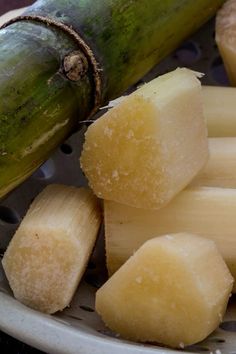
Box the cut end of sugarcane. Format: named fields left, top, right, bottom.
left=216, top=0, right=236, bottom=85
left=105, top=70, right=204, bottom=109
left=80, top=68, right=208, bottom=210
left=2, top=184, right=101, bottom=314
left=96, top=233, right=233, bottom=348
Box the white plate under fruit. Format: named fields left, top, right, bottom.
left=0, top=7, right=235, bottom=354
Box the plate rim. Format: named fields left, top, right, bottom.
left=0, top=291, right=191, bottom=354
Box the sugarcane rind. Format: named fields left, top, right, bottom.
left=0, top=14, right=102, bottom=117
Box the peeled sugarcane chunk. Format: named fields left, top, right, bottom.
left=96, top=233, right=233, bottom=348
left=80, top=68, right=208, bottom=210
left=216, top=0, right=236, bottom=85
left=192, top=138, right=236, bottom=188
left=203, top=86, right=236, bottom=137
left=104, top=187, right=236, bottom=293
left=2, top=184, right=101, bottom=314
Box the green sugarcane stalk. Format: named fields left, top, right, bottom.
left=0, top=0, right=225, bottom=198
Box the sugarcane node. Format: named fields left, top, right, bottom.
left=0, top=15, right=102, bottom=117
left=63, top=51, right=88, bottom=82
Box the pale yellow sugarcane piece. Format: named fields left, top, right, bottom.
left=104, top=187, right=236, bottom=292
left=203, top=86, right=236, bottom=137
left=96, top=233, right=233, bottom=348
left=2, top=184, right=101, bottom=314
left=192, top=137, right=236, bottom=187
left=80, top=68, right=208, bottom=210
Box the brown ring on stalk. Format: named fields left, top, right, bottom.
left=0, top=15, right=102, bottom=118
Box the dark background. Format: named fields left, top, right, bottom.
left=0, top=3, right=44, bottom=354
left=0, top=0, right=34, bottom=16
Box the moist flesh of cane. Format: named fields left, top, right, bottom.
left=96, top=233, right=233, bottom=348
left=80, top=68, right=208, bottom=210
left=2, top=184, right=101, bottom=314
